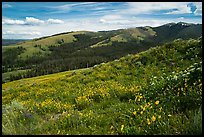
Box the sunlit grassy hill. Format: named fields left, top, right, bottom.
left=2, top=31, right=88, bottom=59
left=2, top=37, right=202, bottom=135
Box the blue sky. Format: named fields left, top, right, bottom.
left=2, top=2, right=202, bottom=39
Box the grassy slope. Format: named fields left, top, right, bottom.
left=2, top=38, right=202, bottom=135
left=90, top=27, right=156, bottom=48
left=2, top=31, right=87, bottom=59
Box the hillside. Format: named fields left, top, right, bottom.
left=2, top=22, right=202, bottom=83
left=2, top=37, right=202, bottom=135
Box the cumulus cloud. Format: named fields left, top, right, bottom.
left=47, top=18, right=64, bottom=24
left=2, top=18, right=25, bottom=25
left=2, top=17, right=64, bottom=25
left=2, top=17, right=44, bottom=25
left=25, top=17, right=45, bottom=25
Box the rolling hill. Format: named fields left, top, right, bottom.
left=2, top=37, right=202, bottom=135
left=2, top=22, right=202, bottom=83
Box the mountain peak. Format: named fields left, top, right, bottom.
left=162, top=22, right=194, bottom=28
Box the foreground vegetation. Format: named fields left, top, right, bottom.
left=2, top=37, right=202, bottom=135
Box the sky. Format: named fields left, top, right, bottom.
left=2, top=2, right=202, bottom=39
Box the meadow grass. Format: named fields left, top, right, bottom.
left=2, top=37, right=202, bottom=135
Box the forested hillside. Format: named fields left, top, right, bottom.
left=2, top=22, right=202, bottom=83
left=2, top=37, right=202, bottom=135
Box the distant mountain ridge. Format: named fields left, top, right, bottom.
left=2, top=39, right=29, bottom=46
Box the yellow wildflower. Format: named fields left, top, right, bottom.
left=133, top=111, right=136, bottom=116
left=140, top=111, right=143, bottom=115
left=147, top=118, right=151, bottom=125
left=168, top=114, right=172, bottom=117
left=158, top=115, right=161, bottom=119
left=183, top=92, right=186, bottom=95
left=152, top=115, right=156, bottom=122
left=155, top=100, right=159, bottom=105
left=159, top=107, right=162, bottom=112
left=121, top=125, right=124, bottom=132
left=79, top=112, right=83, bottom=116
left=110, top=125, right=114, bottom=130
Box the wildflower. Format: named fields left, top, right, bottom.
left=158, top=115, right=161, bottom=119
left=110, top=125, right=114, bottom=130
left=147, top=118, right=151, bottom=125
left=133, top=111, right=136, bottom=116
left=140, top=111, right=143, bottom=115
left=155, top=100, right=159, bottom=105
left=152, top=115, right=156, bottom=122
left=121, top=124, right=124, bottom=132
left=198, top=79, right=201, bottom=83
left=183, top=92, right=186, bottom=95
left=79, top=112, right=83, bottom=116
left=168, top=114, right=172, bottom=117
left=159, top=107, right=162, bottom=112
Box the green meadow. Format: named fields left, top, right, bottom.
left=2, top=37, right=202, bottom=135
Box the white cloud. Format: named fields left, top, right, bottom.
left=120, top=2, right=192, bottom=15
left=2, top=18, right=25, bottom=25
left=3, top=30, right=41, bottom=35
left=165, top=4, right=192, bottom=14
left=193, top=2, right=202, bottom=16
left=2, top=17, right=44, bottom=25
left=3, top=30, right=15, bottom=35
left=2, top=17, right=65, bottom=25
left=2, top=4, right=12, bottom=8
left=47, top=18, right=64, bottom=24
left=25, top=17, right=45, bottom=25
left=99, top=14, right=124, bottom=24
